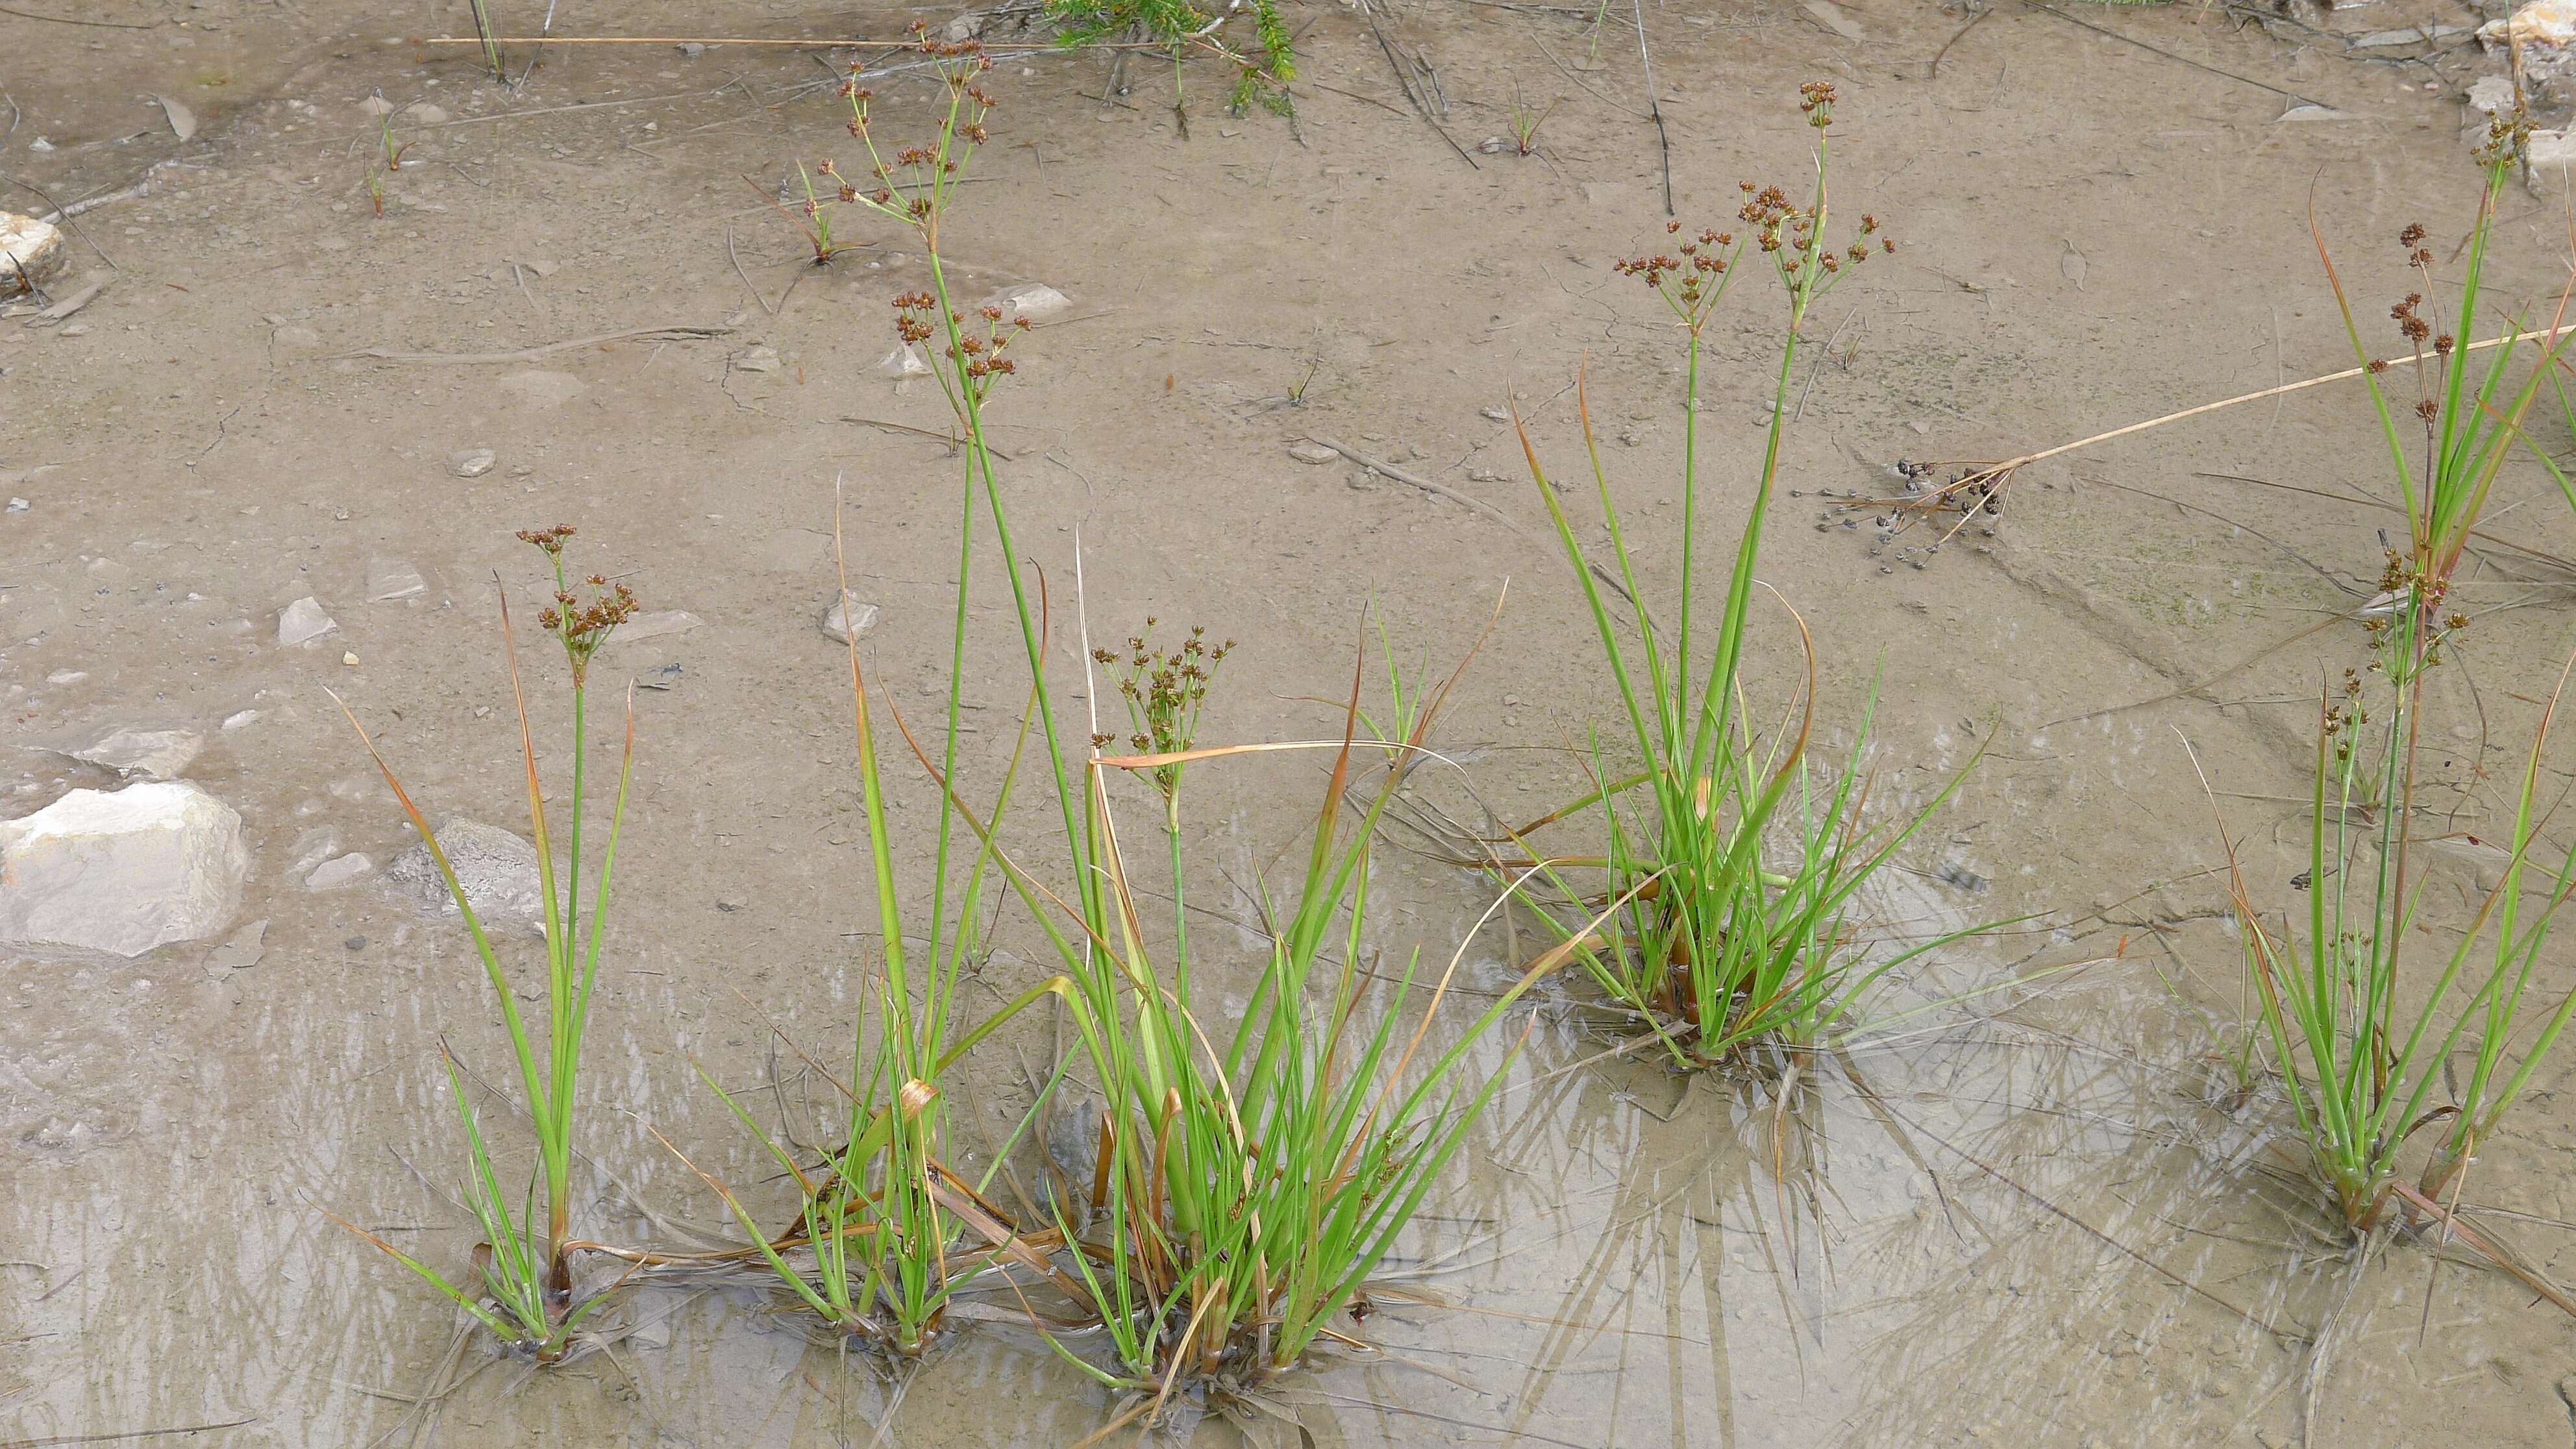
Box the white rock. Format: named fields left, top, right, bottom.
left=821, top=592, right=881, bottom=644
left=2469, top=75, right=2520, bottom=114
left=604, top=610, right=702, bottom=647
left=155, top=95, right=197, bottom=142
left=387, top=817, right=547, bottom=934
left=732, top=345, right=780, bottom=373
left=1, top=212, right=67, bottom=299
left=943, top=11, right=985, bottom=43
left=305, top=852, right=375, bottom=890
left=994, top=282, right=1072, bottom=323
left=359, top=95, right=397, bottom=118
left=278, top=596, right=337, bottom=645
left=208, top=917, right=267, bottom=971
left=366, top=556, right=427, bottom=601
left=0, top=782, right=249, bottom=957
left=2483, top=0, right=2576, bottom=77
left=45, top=669, right=87, bottom=686
left=878, top=343, right=932, bottom=378
left=287, top=826, right=341, bottom=878
left=221, top=710, right=260, bottom=731
left=1287, top=441, right=1338, bottom=465
left=64, top=725, right=204, bottom=780
left=449, top=447, right=497, bottom=478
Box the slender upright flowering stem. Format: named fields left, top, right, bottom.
left=1513, top=85, right=1967, bottom=1071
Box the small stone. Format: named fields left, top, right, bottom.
left=388, top=818, right=548, bottom=934
left=64, top=725, right=204, bottom=780
left=208, top=917, right=268, bottom=971
left=358, top=95, right=397, bottom=117
left=731, top=345, right=780, bottom=373
left=366, top=556, right=427, bottom=602
left=345, top=935, right=368, bottom=951
left=606, top=610, right=703, bottom=647
left=46, top=669, right=88, bottom=686
left=1480, top=406, right=1509, bottom=421
left=715, top=897, right=747, bottom=913
left=403, top=102, right=448, bottom=125
left=878, top=343, right=932, bottom=378
left=942, top=11, right=984, bottom=43
left=57, top=323, right=89, bottom=338
left=341, top=651, right=360, bottom=667
left=6, top=499, right=28, bottom=513
left=1468, top=468, right=1503, bottom=484
left=287, top=826, right=341, bottom=877
left=821, top=592, right=881, bottom=644
left=449, top=447, right=497, bottom=478
left=1287, top=441, right=1337, bottom=465
left=305, top=852, right=375, bottom=891
left=1502, top=694, right=1520, bottom=707
left=676, top=41, right=708, bottom=56
left=277, top=596, right=338, bottom=645
left=993, top=282, right=1072, bottom=323
left=0, top=782, right=250, bottom=957
left=0, top=211, right=68, bottom=300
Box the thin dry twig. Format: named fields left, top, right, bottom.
left=337, top=325, right=733, bottom=364
left=0, top=1420, right=258, bottom=1449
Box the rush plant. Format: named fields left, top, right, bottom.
left=824, top=42, right=1569, bottom=1394
left=2214, top=111, right=2576, bottom=1239
left=1508, top=84, right=1983, bottom=1071
left=670, top=40, right=1092, bottom=1350
left=1024, top=628, right=1607, bottom=1415
left=330, top=526, right=638, bottom=1359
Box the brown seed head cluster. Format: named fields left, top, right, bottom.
left=1798, top=80, right=1837, bottom=128
left=518, top=527, right=638, bottom=685
left=517, top=524, right=575, bottom=556
left=1091, top=621, right=1233, bottom=799
left=2391, top=293, right=2431, bottom=345
left=892, top=291, right=1030, bottom=393
left=1615, top=221, right=1740, bottom=324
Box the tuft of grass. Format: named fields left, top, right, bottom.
left=1505, top=84, right=1987, bottom=1072
left=2210, top=112, right=2576, bottom=1240
left=365, top=111, right=411, bottom=218
left=330, top=526, right=640, bottom=1359
left=1505, top=90, right=1556, bottom=157
left=1019, top=622, right=1605, bottom=1406
left=1047, top=0, right=1296, bottom=120
left=755, top=161, right=863, bottom=267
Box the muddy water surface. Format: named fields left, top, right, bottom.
left=7, top=0, right=2576, bottom=1443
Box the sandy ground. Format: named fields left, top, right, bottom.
left=8, top=0, right=2576, bottom=1443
